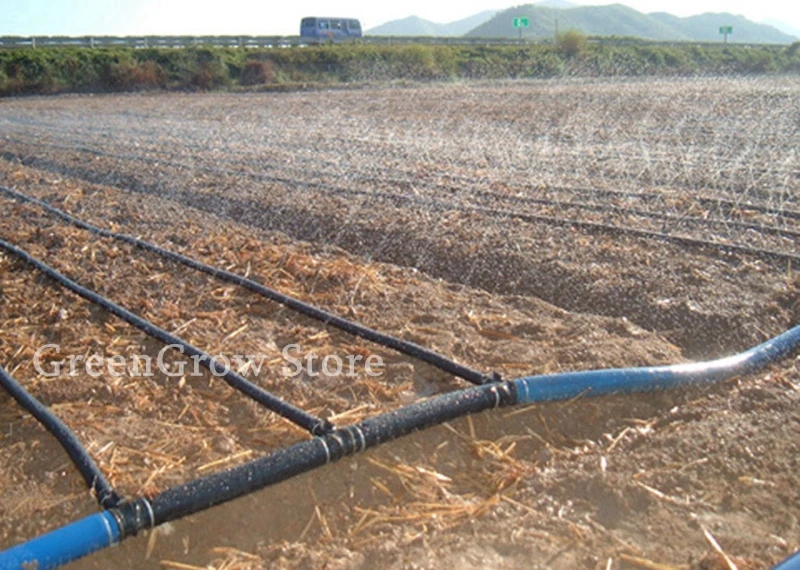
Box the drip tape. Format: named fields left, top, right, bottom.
left=0, top=236, right=331, bottom=435
left=0, top=365, right=120, bottom=508
left=1, top=186, right=799, bottom=570
left=0, top=184, right=492, bottom=386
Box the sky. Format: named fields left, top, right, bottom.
left=1, top=0, right=799, bottom=37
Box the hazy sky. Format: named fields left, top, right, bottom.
left=2, top=0, right=798, bottom=37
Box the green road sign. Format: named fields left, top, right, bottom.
left=719, top=26, right=733, bottom=34
left=513, top=17, right=530, bottom=28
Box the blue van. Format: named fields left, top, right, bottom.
left=300, top=18, right=363, bottom=41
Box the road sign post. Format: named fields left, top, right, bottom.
left=719, top=25, right=733, bottom=44
left=513, top=17, right=530, bottom=41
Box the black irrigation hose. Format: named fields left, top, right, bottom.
left=539, top=183, right=800, bottom=222
left=0, top=185, right=493, bottom=386
left=31, top=129, right=800, bottom=212
left=78, top=140, right=800, bottom=228
left=277, top=177, right=800, bottom=266
left=7, top=137, right=800, bottom=231
left=138, top=380, right=516, bottom=527
left=0, top=237, right=332, bottom=436
left=5, top=147, right=799, bottom=271
left=0, top=364, right=121, bottom=508
left=450, top=189, right=800, bottom=240
left=350, top=171, right=800, bottom=238
left=59, top=136, right=800, bottom=224
left=467, top=202, right=800, bottom=266
left=8, top=132, right=800, bottom=227
left=3, top=324, right=800, bottom=568
left=329, top=183, right=800, bottom=265
left=3, top=145, right=798, bottom=266
left=10, top=320, right=800, bottom=568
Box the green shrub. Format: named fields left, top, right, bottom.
left=787, top=42, right=800, bottom=71
left=59, top=52, right=104, bottom=89
left=340, top=50, right=391, bottom=82
left=395, top=45, right=440, bottom=79
left=0, top=41, right=797, bottom=97
left=738, top=49, right=778, bottom=73
left=556, top=30, right=588, bottom=58
left=661, top=48, right=689, bottom=69
left=241, top=59, right=276, bottom=85
left=107, top=58, right=166, bottom=90
left=185, top=48, right=231, bottom=90
left=519, top=49, right=565, bottom=77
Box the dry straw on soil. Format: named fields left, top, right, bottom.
left=0, top=77, right=798, bottom=569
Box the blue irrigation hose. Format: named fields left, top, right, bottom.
left=774, top=551, right=800, bottom=570
left=2, top=325, right=798, bottom=570
left=0, top=512, right=120, bottom=570
left=513, top=325, right=800, bottom=403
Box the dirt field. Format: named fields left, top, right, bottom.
left=0, top=77, right=799, bottom=570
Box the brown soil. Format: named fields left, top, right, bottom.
left=0, top=77, right=798, bottom=570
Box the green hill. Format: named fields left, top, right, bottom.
left=367, top=16, right=444, bottom=36
left=650, top=12, right=799, bottom=44
left=467, top=4, right=796, bottom=43
left=468, top=4, right=687, bottom=40
left=367, top=10, right=498, bottom=37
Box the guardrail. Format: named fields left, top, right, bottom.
left=0, top=36, right=301, bottom=49
left=0, top=35, right=775, bottom=50
left=0, top=35, right=530, bottom=49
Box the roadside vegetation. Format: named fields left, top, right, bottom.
left=1, top=36, right=799, bottom=96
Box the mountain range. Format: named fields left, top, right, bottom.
left=367, top=2, right=798, bottom=44
left=367, top=10, right=500, bottom=37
